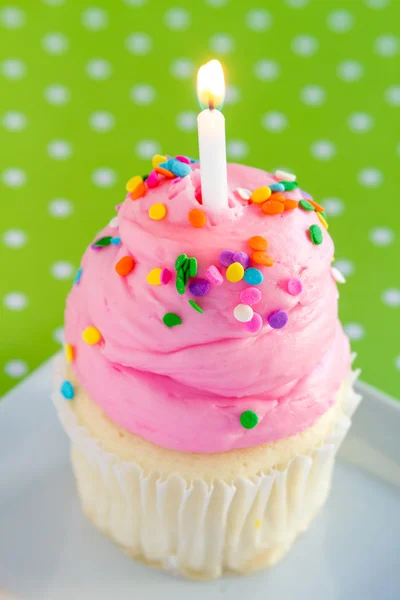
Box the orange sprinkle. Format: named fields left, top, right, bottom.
left=155, top=166, right=175, bottom=178
left=125, top=175, right=143, bottom=193
left=249, top=235, right=268, bottom=251
left=252, top=251, right=274, bottom=266
left=308, top=199, right=325, bottom=213
left=262, top=200, right=284, bottom=215
left=270, top=192, right=286, bottom=203
left=188, top=208, right=207, bottom=228
left=283, top=199, right=298, bottom=211
left=115, top=256, right=135, bottom=276
left=317, top=212, right=329, bottom=230
left=129, top=181, right=147, bottom=200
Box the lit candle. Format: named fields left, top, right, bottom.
left=197, top=59, right=228, bottom=211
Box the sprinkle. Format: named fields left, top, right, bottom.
left=309, top=224, right=323, bottom=245
left=73, top=267, right=83, bottom=285
left=226, top=262, right=245, bottom=283
left=267, top=310, right=288, bottom=329
left=235, top=187, right=252, bottom=200
left=176, top=155, right=190, bottom=164
left=65, top=343, right=74, bottom=363
left=240, top=410, right=259, bottom=429
left=142, top=174, right=149, bottom=181
left=244, top=312, right=263, bottom=333
left=60, top=380, right=74, bottom=400
left=115, top=256, right=135, bottom=276
left=175, top=254, right=188, bottom=270
left=189, top=299, right=203, bottom=313
left=251, top=186, right=271, bottom=204
left=183, top=269, right=190, bottom=285
left=249, top=235, right=268, bottom=251
left=206, top=265, right=223, bottom=286
left=146, top=268, right=162, bottom=285
left=160, top=268, right=172, bottom=285
left=287, top=278, right=302, bottom=296
left=269, top=182, right=285, bottom=192
left=159, top=158, right=191, bottom=178
left=163, top=313, right=182, bottom=328
left=331, top=267, right=346, bottom=284
left=111, top=236, right=121, bottom=245
left=82, top=326, right=102, bottom=345
left=115, top=204, right=121, bottom=211
left=155, top=166, right=175, bottom=178
left=152, top=154, right=167, bottom=168
left=146, top=170, right=159, bottom=188
left=109, top=216, right=119, bottom=228
left=93, top=236, right=113, bottom=247
left=299, top=199, right=314, bottom=211
left=189, top=279, right=210, bottom=297
left=233, top=251, right=250, bottom=269
left=219, top=249, right=235, bottom=267
left=176, top=277, right=185, bottom=294
left=262, top=200, right=284, bottom=215
left=188, top=208, right=207, bottom=228
left=125, top=175, right=143, bottom=193
left=189, top=257, right=198, bottom=277
left=129, top=182, right=147, bottom=200
left=233, top=303, right=254, bottom=323
left=282, top=181, right=298, bottom=191
left=149, top=203, right=167, bottom=220
left=244, top=268, right=263, bottom=285
left=269, top=192, right=286, bottom=203
left=283, top=199, right=298, bottom=211
left=240, top=287, right=261, bottom=305
left=252, top=252, right=274, bottom=266
left=275, top=169, right=296, bottom=182
left=308, top=199, right=325, bottom=213
left=194, top=188, right=202, bottom=204
left=317, top=212, right=329, bottom=230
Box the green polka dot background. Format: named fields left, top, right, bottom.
left=1, top=0, right=399, bottom=399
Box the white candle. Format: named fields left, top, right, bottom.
left=197, top=60, right=228, bottom=211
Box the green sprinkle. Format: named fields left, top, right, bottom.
left=182, top=259, right=190, bottom=273
left=176, top=277, right=185, bottom=295
left=321, top=211, right=328, bottom=222
left=282, top=181, right=298, bottom=191
left=309, top=224, right=323, bottom=245
left=175, top=254, right=188, bottom=270
left=142, top=173, right=149, bottom=181
left=189, top=257, right=198, bottom=277
left=240, top=410, right=259, bottom=430
left=299, top=200, right=314, bottom=211
left=163, top=312, right=182, bottom=328
left=93, top=235, right=113, bottom=247
left=189, top=299, right=203, bottom=314
left=177, top=267, right=185, bottom=279
left=183, top=269, right=190, bottom=285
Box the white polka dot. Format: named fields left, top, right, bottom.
left=333, top=259, right=354, bottom=277
left=310, top=140, right=336, bottom=160
left=1, top=58, right=26, bottom=79
left=81, top=7, right=108, bottom=30
left=4, top=360, right=28, bottom=378
left=327, top=9, right=354, bottom=33
left=125, top=32, right=152, bottom=55
left=48, top=198, right=73, bottom=218
left=2, top=111, right=27, bottom=131
left=3, top=292, right=28, bottom=310
left=369, top=227, right=395, bottom=246
left=358, top=168, right=383, bottom=187
left=322, top=197, right=345, bottom=216
left=52, top=326, right=64, bottom=344
left=92, top=168, right=117, bottom=187
left=44, top=84, right=70, bottom=105
left=394, top=355, right=400, bottom=371
left=89, top=111, right=115, bottom=132
left=225, top=84, right=241, bottom=105
left=300, top=85, right=326, bottom=106
left=42, top=32, right=69, bottom=55
left=262, top=111, right=288, bottom=132
left=135, top=140, right=161, bottom=160
left=130, top=83, right=156, bottom=105
left=86, top=58, right=112, bottom=80
left=47, top=140, right=72, bottom=160
left=374, top=35, right=398, bottom=57
left=381, top=289, right=400, bottom=307
left=2, top=229, right=27, bottom=248
left=170, top=58, right=194, bottom=79
left=365, top=0, right=390, bottom=8
left=348, top=112, right=374, bottom=132
left=291, top=34, right=319, bottom=57
left=42, top=0, right=66, bottom=5
left=253, top=59, right=280, bottom=81
left=337, top=60, right=364, bottom=82
left=209, top=33, right=235, bottom=54
left=124, top=0, right=147, bottom=5
left=176, top=111, right=197, bottom=132
left=0, top=6, right=25, bottom=28
left=164, top=8, right=190, bottom=31
left=344, top=323, right=365, bottom=341
left=1, top=168, right=26, bottom=187
left=385, top=85, right=400, bottom=106
left=227, top=140, right=249, bottom=160
left=50, top=261, right=74, bottom=280
left=205, top=0, right=228, bottom=5
left=285, top=0, right=309, bottom=6
left=246, top=9, right=272, bottom=31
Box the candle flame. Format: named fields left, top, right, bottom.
left=197, top=59, right=225, bottom=110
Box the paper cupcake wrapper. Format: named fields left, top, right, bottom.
left=52, top=356, right=361, bottom=579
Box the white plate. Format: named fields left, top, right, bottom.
left=1, top=360, right=400, bottom=600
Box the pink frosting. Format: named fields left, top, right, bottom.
left=65, top=163, right=351, bottom=454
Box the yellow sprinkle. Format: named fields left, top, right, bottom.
left=82, top=326, right=101, bottom=345
left=251, top=186, right=271, bottom=204
left=125, top=175, right=143, bottom=193
left=317, top=212, right=329, bottom=230
left=255, top=519, right=261, bottom=529
left=152, top=154, right=167, bottom=168
left=65, top=343, right=74, bottom=363
left=226, top=262, right=245, bottom=283
left=149, top=203, right=167, bottom=221
left=331, top=256, right=335, bottom=263
left=146, top=268, right=162, bottom=285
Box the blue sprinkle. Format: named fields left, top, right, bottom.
left=189, top=158, right=199, bottom=163
left=269, top=183, right=285, bottom=192
left=111, top=236, right=121, bottom=245
left=61, top=380, right=74, bottom=400
left=73, top=267, right=83, bottom=285
left=160, top=158, right=191, bottom=178
left=244, top=268, right=264, bottom=286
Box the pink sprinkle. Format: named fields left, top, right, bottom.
left=115, top=204, right=121, bottom=211
left=287, top=278, right=302, bottom=296
left=160, top=268, right=172, bottom=285
left=176, top=155, right=191, bottom=164
left=240, top=287, right=261, bottom=306
left=171, top=177, right=180, bottom=184
left=146, top=170, right=159, bottom=189
left=205, top=265, right=223, bottom=286
left=245, top=312, right=262, bottom=333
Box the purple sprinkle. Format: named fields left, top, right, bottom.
left=240, top=287, right=261, bottom=306
left=300, top=189, right=313, bottom=201
left=267, top=310, right=288, bottom=330
left=287, top=278, right=302, bottom=296
left=245, top=312, right=263, bottom=333
left=91, top=243, right=102, bottom=251
left=189, top=279, right=210, bottom=297
left=160, top=268, right=172, bottom=285
left=219, top=250, right=235, bottom=267
left=233, top=251, right=250, bottom=270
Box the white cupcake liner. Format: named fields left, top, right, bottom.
left=52, top=356, right=361, bottom=579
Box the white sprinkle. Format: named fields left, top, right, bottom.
left=235, top=188, right=252, bottom=200
left=275, top=169, right=296, bottom=182
left=109, top=216, right=119, bottom=228
left=331, top=267, right=346, bottom=284
left=233, top=304, right=254, bottom=323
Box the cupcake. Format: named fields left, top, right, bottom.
left=53, top=157, right=361, bottom=579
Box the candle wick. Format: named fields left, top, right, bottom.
left=208, top=97, right=214, bottom=111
